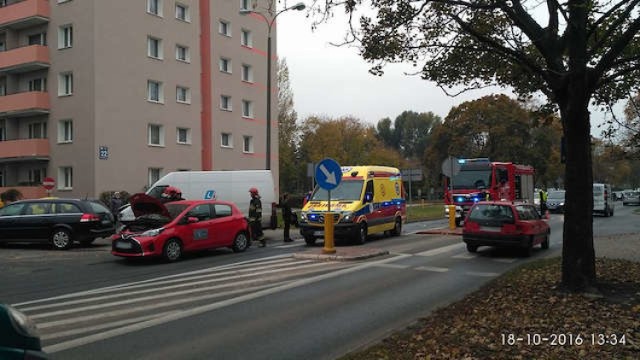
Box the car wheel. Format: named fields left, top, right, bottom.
left=541, top=233, right=550, bottom=250
left=51, top=228, right=73, bottom=250
left=304, top=235, right=316, bottom=246
left=232, top=232, right=249, bottom=252
left=355, top=223, right=368, bottom=245
left=163, top=238, right=182, bottom=262
left=466, top=244, right=478, bottom=253
left=391, top=217, right=402, bottom=236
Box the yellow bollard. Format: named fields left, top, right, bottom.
left=323, top=212, right=336, bottom=254
left=448, top=205, right=456, bottom=230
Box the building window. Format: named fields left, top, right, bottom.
left=0, top=84, right=4, bottom=96
left=148, top=168, right=161, bottom=186
left=28, top=122, right=47, bottom=139
left=243, top=136, right=253, bottom=153
left=28, top=78, right=47, bottom=92
left=219, top=20, right=230, bottom=36
left=241, top=100, right=253, bottom=118
left=28, top=33, right=47, bottom=46
left=58, top=119, right=73, bottom=143
left=58, top=72, right=73, bottom=96
left=177, top=127, right=191, bottom=144
left=176, top=86, right=190, bottom=104
left=148, top=124, right=164, bottom=146
left=240, top=0, right=250, bottom=11
left=28, top=168, right=46, bottom=184
left=241, top=64, right=253, bottom=82
left=147, top=80, right=163, bottom=103
left=221, top=133, right=232, bottom=148
left=147, top=0, right=162, bottom=16
left=176, top=45, right=190, bottom=62
left=0, top=171, right=4, bottom=187
left=175, top=3, right=189, bottom=21
left=58, top=167, right=73, bottom=190
left=220, top=95, right=232, bottom=111
left=241, top=29, right=252, bottom=47
left=219, top=57, right=231, bottom=73
left=0, top=123, right=5, bottom=141
left=147, top=36, right=162, bottom=59
left=58, top=25, right=73, bottom=49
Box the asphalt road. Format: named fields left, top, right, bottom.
left=1, top=203, right=637, bottom=359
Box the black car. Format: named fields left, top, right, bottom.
left=0, top=198, right=115, bottom=249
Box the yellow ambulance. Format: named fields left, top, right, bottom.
left=299, top=165, right=406, bottom=245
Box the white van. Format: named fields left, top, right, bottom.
left=593, top=183, right=614, bottom=217
left=119, top=170, right=277, bottom=229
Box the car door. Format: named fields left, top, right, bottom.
left=0, top=203, right=26, bottom=240
left=181, top=204, right=215, bottom=250
left=210, top=204, right=236, bottom=246
left=16, top=202, right=54, bottom=240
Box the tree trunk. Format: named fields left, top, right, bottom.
left=559, top=85, right=596, bottom=292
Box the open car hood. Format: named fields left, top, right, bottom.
left=129, top=193, right=171, bottom=218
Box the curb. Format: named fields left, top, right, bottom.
left=293, top=247, right=389, bottom=261
left=415, top=228, right=462, bottom=236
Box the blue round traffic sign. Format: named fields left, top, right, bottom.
left=315, top=158, right=342, bottom=190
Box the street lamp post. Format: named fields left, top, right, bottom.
left=240, top=1, right=305, bottom=170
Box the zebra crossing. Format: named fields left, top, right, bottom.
left=12, top=255, right=353, bottom=353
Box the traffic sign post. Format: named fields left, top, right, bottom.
left=42, top=177, right=55, bottom=197
left=315, top=158, right=342, bottom=254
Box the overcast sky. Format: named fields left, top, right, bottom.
left=276, top=11, right=621, bottom=138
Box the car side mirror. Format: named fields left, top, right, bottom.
left=187, top=216, right=199, bottom=223
left=364, top=192, right=373, bottom=203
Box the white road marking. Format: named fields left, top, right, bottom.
left=372, top=263, right=409, bottom=269
left=416, top=243, right=465, bottom=257
left=42, top=254, right=412, bottom=354
left=415, top=266, right=449, bottom=273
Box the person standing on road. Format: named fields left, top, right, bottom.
left=249, top=187, right=265, bottom=247
left=110, top=191, right=124, bottom=217
left=278, top=192, right=293, bottom=243
left=539, top=188, right=548, bottom=214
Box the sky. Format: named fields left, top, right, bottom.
left=275, top=9, right=623, bottom=138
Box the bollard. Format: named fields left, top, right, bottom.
left=448, top=205, right=456, bottom=229
left=323, top=212, right=336, bottom=254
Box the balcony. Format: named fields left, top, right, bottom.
left=0, top=0, right=50, bottom=30
left=0, top=138, right=49, bottom=162
left=0, top=91, right=49, bottom=117
left=0, top=185, right=47, bottom=199
left=0, top=45, right=49, bottom=74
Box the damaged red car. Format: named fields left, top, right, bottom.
left=112, top=194, right=250, bottom=262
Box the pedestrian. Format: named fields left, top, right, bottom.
left=110, top=191, right=124, bottom=217
left=248, top=187, right=265, bottom=247
left=278, top=192, right=293, bottom=243
left=539, top=188, right=548, bottom=214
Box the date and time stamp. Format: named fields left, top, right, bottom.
left=501, top=333, right=628, bottom=346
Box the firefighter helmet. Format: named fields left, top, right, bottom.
left=162, top=186, right=182, bottom=200
left=249, top=187, right=259, bottom=196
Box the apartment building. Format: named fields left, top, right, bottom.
left=0, top=0, right=278, bottom=199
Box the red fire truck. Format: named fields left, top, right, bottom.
left=444, top=158, right=535, bottom=226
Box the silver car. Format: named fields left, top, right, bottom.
left=622, top=191, right=640, bottom=206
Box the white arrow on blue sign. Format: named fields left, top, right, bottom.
left=315, top=158, right=342, bottom=191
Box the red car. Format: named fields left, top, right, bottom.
left=462, top=201, right=550, bottom=256
left=112, top=194, right=250, bottom=261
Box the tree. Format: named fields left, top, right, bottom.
left=298, top=115, right=406, bottom=167
left=278, top=59, right=304, bottom=194
left=310, top=0, right=640, bottom=291
left=376, top=111, right=441, bottom=161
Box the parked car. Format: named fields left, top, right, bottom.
left=0, top=198, right=115, bottom=249
left=0, top=303, right=49, bottom=359
left=545, top=190, right=566, bottom=213
left=622, top=191, right=640, bottom=206
left=112, top=194, right=250, bottom=262
left=462, top=201, right=550, bottom=256
left=593, top=183, right=614, bottom=217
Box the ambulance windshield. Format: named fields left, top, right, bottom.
left=312, top=180, right=364, bottom=201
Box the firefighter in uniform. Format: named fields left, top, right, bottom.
left=249, top=187, right=265, bottom=247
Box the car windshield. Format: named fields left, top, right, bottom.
left=593, top=185, right=604, bottom=195
left=626, top=191, right=640, bottom=197
left=451, top=169, right=492, bottom=190
left=0, top=203, right=24, bottom=216
left=147, top=185, right=169, bottom=199
left=311, top=180, right=364, bottom=201
left=547, top=191, right=565, bottom=200
left=165, top=203, right=189, bottom=219
left=468, top=204, right=514, bottom=221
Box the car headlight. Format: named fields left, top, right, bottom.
left=7, top=305, right=39, bottom=338
left=141, top=227, right=164, bottom=237
left=340, top=211, right=354, bottom=223
left=560, top=202, right=565, bottom=206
